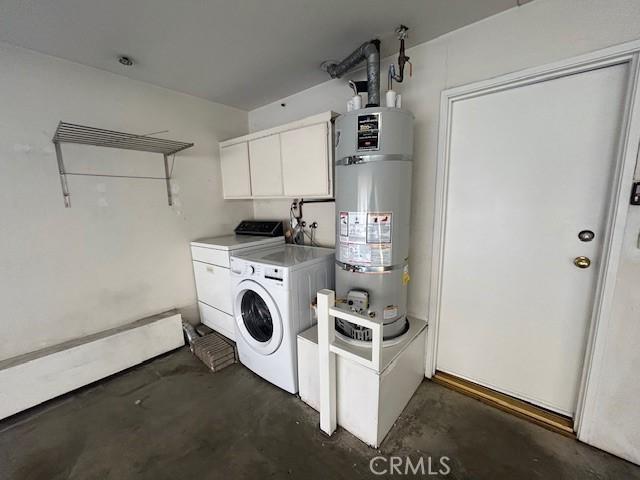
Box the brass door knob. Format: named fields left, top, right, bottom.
left=574, top=256, right=591, bottom=269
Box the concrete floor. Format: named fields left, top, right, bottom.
left=1, top=348, right=638, bottom=480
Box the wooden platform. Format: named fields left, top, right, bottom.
left=432, top=371, right=575, bottom=437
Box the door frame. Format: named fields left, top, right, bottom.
left=426, top=39, right=640, bottom=437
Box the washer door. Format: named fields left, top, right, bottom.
left=234, top=280, right=283, bottom=355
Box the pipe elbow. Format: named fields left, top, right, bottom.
left=362, top=42, right=379, bottom=58
left=322, top=39, right=381, bottom=106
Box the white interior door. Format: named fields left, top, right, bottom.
left=436, top=63, right=629, bottom=416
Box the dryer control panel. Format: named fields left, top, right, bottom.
left=234, top=220, right=284, bottom=237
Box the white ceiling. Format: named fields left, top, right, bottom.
left=0, top=0, right=519, bottom=110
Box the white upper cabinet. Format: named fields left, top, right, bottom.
left=219, top=111, right=334, bottom=199
left=281, top=123, right=330, bottom=197
left=249, top=134, right=283, bottom=197
left=220, top=143, right=251, bottom=198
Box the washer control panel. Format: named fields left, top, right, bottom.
left=230, top=258, right=287, bottom=286
left=264, top=266, right=283, bottom=282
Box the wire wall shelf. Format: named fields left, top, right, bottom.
left=52, top=122, right=194, bottom=208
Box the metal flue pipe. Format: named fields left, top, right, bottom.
left=324, top=40, right=380, bottom=107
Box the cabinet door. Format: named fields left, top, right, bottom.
left=249, top=134, right=283, bottom=196
left=220, top=142, right=251, bottom=198
left=281, top=123, right=330, bottom=197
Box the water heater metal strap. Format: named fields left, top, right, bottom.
left=336, top=154, right=412, bottom=166
left=336, top=260, right=407, bottom=273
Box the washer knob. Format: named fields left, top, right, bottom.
left=245, top=265, right=255, bottom=275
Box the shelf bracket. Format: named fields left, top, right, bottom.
left=53, top=141, right=71, bottom=208
left=163, top=154, right=173, bottom=207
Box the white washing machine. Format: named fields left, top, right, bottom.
left=230, top=245, right=334, bottom=393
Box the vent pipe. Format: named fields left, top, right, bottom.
left=323, top=40, right=381, bottom=107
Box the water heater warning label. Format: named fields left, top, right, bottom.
left=339, top=211, right=392, bottom=267
left=341, top=243, right=371, bottom=264
left=367, top=213, right=392, bottom=243
left=346, top=212, right=367, bottom=244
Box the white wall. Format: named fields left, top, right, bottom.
left=253, top=199, right=336, bottom=247
left=249, top=0, right=640, bottom=464
left=0, top=43, right=252, bottom=360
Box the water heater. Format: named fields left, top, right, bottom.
left=334, top=106, right=414, bottom=341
